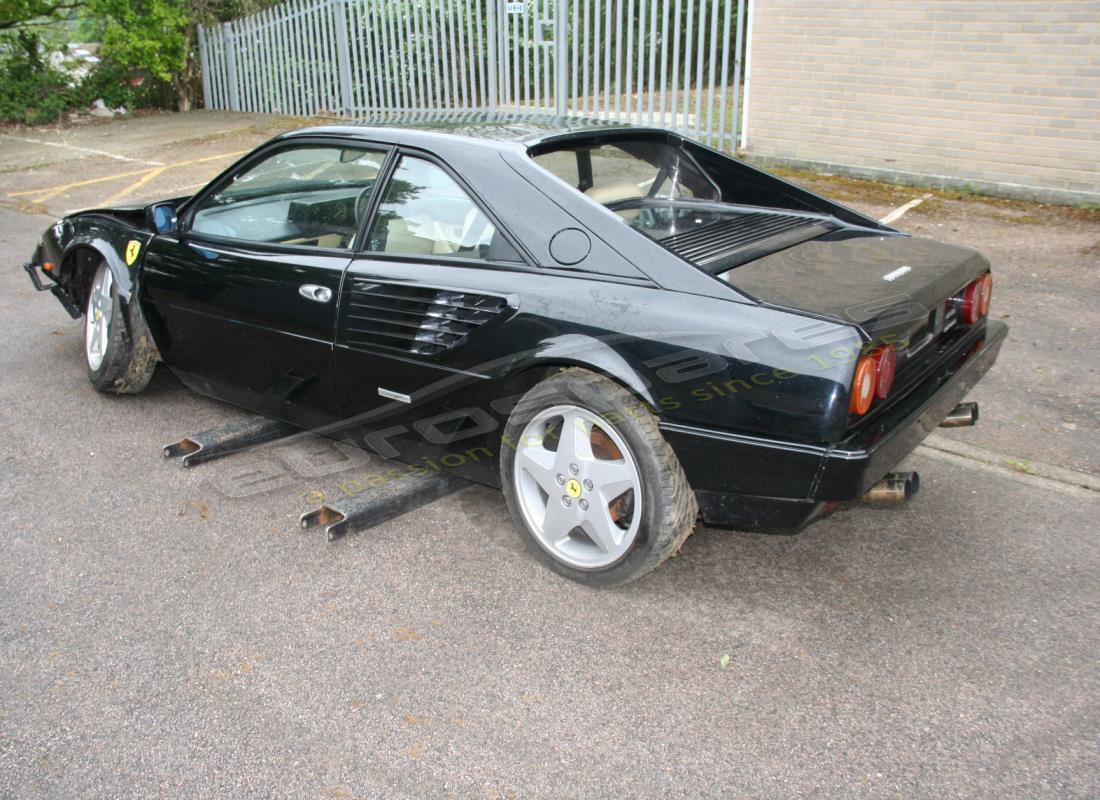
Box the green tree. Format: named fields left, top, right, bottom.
left=88, top=0, right=191, bottom=106
left=0, top=0, right=83, bottom=31
left=87, top=0, right=280, bottom=112
left=0, top=27, right=73, bottom=123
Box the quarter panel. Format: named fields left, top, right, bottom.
left=329, top=258, right=861, bottom=492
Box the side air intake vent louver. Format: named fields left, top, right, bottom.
left=342, top=279, right=509, bottom=357
left=661, top=212, right=831, bottom=270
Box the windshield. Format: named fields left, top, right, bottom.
left=531, top=138, right=719, bottom=210
left=211, top=146, right=383, bottom=204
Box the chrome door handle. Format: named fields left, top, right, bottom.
left=299, top=284, right=332, bottom=303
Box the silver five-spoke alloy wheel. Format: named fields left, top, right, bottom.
left=85, top=263, right=113, bottom=371
left=513, top=404, right=642, bottom=569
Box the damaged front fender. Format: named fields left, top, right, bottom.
left=44, top=213, right=154, bottom=303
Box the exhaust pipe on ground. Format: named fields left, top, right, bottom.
left=861, top=471, right=920, bottom=507
left=940, top=401, right=979, bottom=428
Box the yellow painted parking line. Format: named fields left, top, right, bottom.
left=8, top=166, right=155, bottom=200
left=100, top=166, right=167, bottom=206
left=7, top=149, right=249, bottom=205
left=169, top=150, right=250, bottom=168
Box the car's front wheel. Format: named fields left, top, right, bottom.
left=500, top=368, right=698, bottom=586
left=84, top=260, right=156, bottom=394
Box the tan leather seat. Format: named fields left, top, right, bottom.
left=385, top=218, right=456, bottom=255
left=585, top=182, right=641, bottom=221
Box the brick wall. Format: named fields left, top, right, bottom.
left=743, top=0, right=1100, bottom=204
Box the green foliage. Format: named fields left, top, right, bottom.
left=87, top=0, right=289, bottom=81
left=0, top=30, right=72, bottom=124
left=0, top=24, right=174, bottom=124
left=0, top=0, right=287, bottom=122
left=0, top=0, right=259, bottom=122
left=84, top=0, right=284, bottom=109
left=79, top=59, right=173, bottom=110
left=0, top=0, right=83, bottom=31
left=87, top=0, right=190, bottom=82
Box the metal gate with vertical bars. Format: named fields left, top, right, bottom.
left=199, top=0, right=749, bottom=151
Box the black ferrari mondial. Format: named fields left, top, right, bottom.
left=25, top=117, right=1005, bottom=585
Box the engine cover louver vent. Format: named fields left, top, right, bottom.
left=341, top=279, right=509, bottom=357
left=661, top=212, right=831, bottom=270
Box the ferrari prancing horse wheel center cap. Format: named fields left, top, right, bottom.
left=565, top=479, right=582, bottom=498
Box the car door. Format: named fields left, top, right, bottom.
left=333, top=152, right=527, bottom=472
left=141, top=140, right=392, bottom=428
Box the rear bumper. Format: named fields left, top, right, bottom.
left=814, top=319, right=1007, bottom=499
left=661, top=319, right=1008, bottom=529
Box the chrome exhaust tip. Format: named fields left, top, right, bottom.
left=940, top=401, right=979, bottom=428
left=861, top=471, right=920, bottom=507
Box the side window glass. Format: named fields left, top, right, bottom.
left=367, top=156, right=519, bottom=262
left=190, top=145, right=385, bottom=249
left=531, top=149, right=580, bottom=188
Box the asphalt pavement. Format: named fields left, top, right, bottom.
left=0, top=112, right=1097, bottom=798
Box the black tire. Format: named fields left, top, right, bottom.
left=83, top=261, right=157, bottom=395
left=500, top=368, right=698, bottom=586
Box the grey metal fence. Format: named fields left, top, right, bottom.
left=199, top=0, right=749, bottom=151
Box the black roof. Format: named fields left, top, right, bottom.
left=280, top=112, right=659, bottom=150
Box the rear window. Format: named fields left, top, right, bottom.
left=531, top=138, right=719, bottom=210
left=529, top=135, right=833, bottom=276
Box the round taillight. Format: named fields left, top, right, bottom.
left=978, top=273, right=992, bottom=317
left=850, top=355, right=878, bottom=415
left=961, top=273, right=992, bottom=324
left=873, top=344, right=897, bottom=399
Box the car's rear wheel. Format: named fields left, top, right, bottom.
left=500, top=368, right=698, bottom=586
left=84, top=260, right=156, bottom=394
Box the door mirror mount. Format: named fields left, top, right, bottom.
left=147, top=202, right=178, bottom=234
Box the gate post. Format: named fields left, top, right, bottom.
left=197, top=24, right=213, bottom=109
left=554, top=0, right=567, bottom=116
left=487, top=0, right=499, bottom=112
left=730, top=0, right=746, bottom=152
left=332, top=0, right=355, bottom=116
left=222, top=22, right=240, bottom=111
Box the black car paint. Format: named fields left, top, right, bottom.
left=724, top=230, right=994, bottom=336
left=37, top=212, right=153, bottom=304
left=27, top=118, right=1006, bottom=530
left=141, top=236, right=350, bottom=428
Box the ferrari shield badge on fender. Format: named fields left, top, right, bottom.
left=125, top=240, right=141, bottom=266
